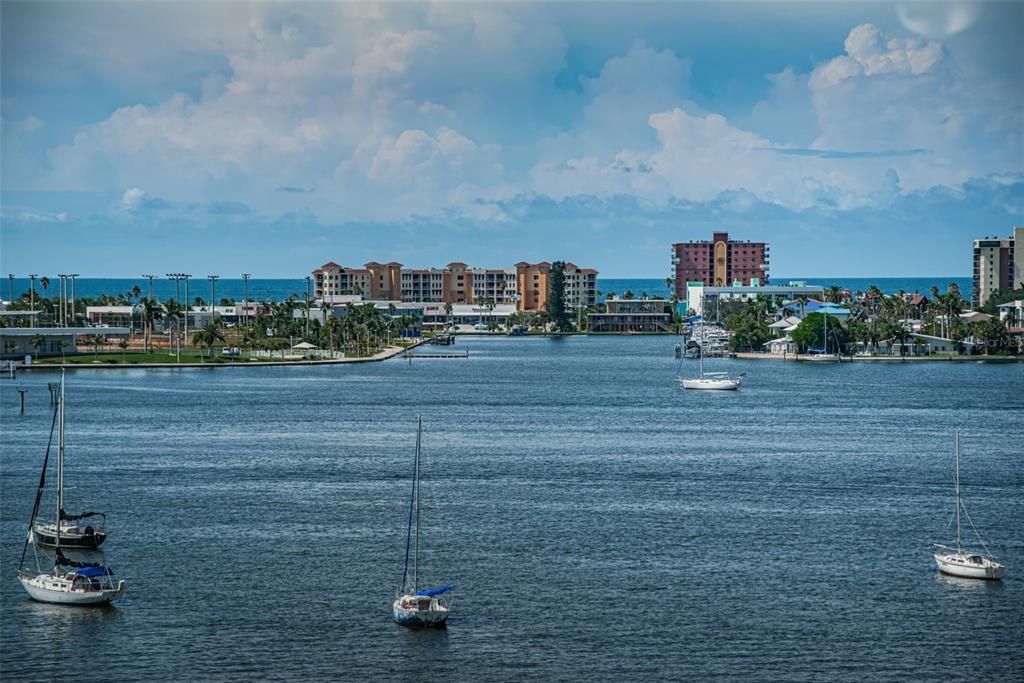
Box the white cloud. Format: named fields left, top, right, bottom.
left=121, top=187, right=146, bottom=210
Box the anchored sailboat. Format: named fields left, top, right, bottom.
left=17, top=374, right=126, bottom=605
left=393, top=417, right=452, bottom=627
left=932, top=430, right=1005, bottom=580
left=801, top=311, right=841, bottom=362
left=677, top=319, right=741, bottom=390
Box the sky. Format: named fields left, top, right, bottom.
left=1, top=1, right=1021, bottom=278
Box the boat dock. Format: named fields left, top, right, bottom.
left=403, top=349, right=470, bottom=359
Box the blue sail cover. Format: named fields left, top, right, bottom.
left=416, top=585, right=453, bottom=597
left=73, top=566, right=113, bottom=577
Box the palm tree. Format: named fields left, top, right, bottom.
left=192, top=321, right=226, bottom=360
left=31, top=333, right=46, bottom=357
left=91, top=334, right=105, bottom=359
left=141, top=298, right=162, bottom=353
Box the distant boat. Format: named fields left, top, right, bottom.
left=393, top=417, right=452, bottom=627
left=17, top=374, right=126, bottom=605
left=800, top=310, right=842, bottom=362
left=677, top=320, right=741, bottom=390
left=932, top=430, right=1005, bottom=581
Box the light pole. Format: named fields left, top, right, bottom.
left=58, top=274, right=68, bottom=326
left=142, top=274, right=155, bottom=302
left=305, top=275, right=311, bottom=337
left=167, top=273, right=182, bottom=305
left=69, top=274, right=79, bottom=327
left=28, top=274, right=38, bottom=316
left=7, top=274, right=14, bottom=306
left=208, top=275, right=219, bottom=326
left=242, top=273, right=250, bottom=327
left=183, top=274, right=191, bottom=348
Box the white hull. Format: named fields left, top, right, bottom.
left=18, top=574, right=126, bottom=605
left=393, top=597, right=449, bottom=627
left=799, top=354, right=841, bottom=362
left=678, top=377, right=740, bottom=390
left=933, top=552, right=1004, bottom=580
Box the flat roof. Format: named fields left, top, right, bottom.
left=690, top=285, right=824, bottom=293
left=0, top=326, right=131, bottom=336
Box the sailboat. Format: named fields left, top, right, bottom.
left=801, top=310, right=841, bottom=362
left=17, top=374, right=126, bottom=605
left=393, top=417, right=452, bottom=627
left=932, top=431, right=1005, bottom=580
left=677, top=319, right=741, bottom=390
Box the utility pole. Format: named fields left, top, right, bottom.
left=183, top=274, right=191, bottom=347
left=242, top=273, right=250, bottom=327
left=28, top=274, right=38, bottom=315
left=305, top=275, right=311, bottom=336
left=69, top=274, right=79, bottom=327
left=208, top=275, right=219, bottom=325
left=57, top=274, right=67, bottom=326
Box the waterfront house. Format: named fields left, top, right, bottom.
left=588, top=297, right=672, bottom=332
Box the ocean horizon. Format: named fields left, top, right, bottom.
left=2, top=276, right=973, bottom=305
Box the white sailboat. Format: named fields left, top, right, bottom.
left=17, top=374, right=126, bottom=605
left=677, top=319, right=741, bottom=390
left=392, top=417, right=452, bottom=627
left=800, top=310, right=841, bottom=362
left=932, top=430, right=1005, bottom=580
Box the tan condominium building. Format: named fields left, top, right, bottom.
left=972, top=227, right=1023, bottom=308
left=313, top=261, right=598, bottom=312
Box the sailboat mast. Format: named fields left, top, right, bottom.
left=56, top=374, right=65, bottom=552
left=954, top=429, right=961, bottom=553
left=698, top=318, right=704, bottom=378
left=413, top=416, right=422, bottom=591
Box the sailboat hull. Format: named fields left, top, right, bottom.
left=18, top=575, right=126, bottom=605
left=32, top=525, right=106, bottom=549
left=678, top=377, right=740, bottom=390
left=933, top=552, right=1005, bottom=580
left=393, top=599, right=449, bottom=627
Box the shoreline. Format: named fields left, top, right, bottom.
left=733, top=352, right=1019, bottom=363
left=20, top=340, right=425, bottom=371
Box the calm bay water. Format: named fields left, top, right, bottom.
left=5, top=276, right=972, bottom=304
left=1, top=337, right=1021, bottom=681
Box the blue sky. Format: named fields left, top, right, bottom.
left=2, top=1, right=1021, bottom=277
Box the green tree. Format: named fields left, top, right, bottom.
left=724, top=301, right=771, bottom=352
left=545, top=261, right=571, bottom=332
left=790, top=313, right=849, bottom=354
left=192, top=322, right=226, bottom=360
left=31, top=333, right=46, bottom=356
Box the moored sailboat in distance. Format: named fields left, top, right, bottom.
left=17, top=373, right=126, bottom=605
left=932, top=430, right=1005, bottom=581
left=393, top=417, right=452, bottom=627
left=799, top=311, right=841, bottom=362
left=677, top=319, right=741, bottom=390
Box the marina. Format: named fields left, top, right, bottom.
left=1, top=335, right=1020, bottom=680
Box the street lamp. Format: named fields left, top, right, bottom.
left=28, top=274, right=38, bottom=316
left=69, top=274, right=79, bottom=327
left=242, top=273, right=251, bottom=327
left=208, top=275, right=219, bottom=325
left=58, top=273, right=68, bottom=326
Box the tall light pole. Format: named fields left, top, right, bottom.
left=167, top=273, right=182, bottom=305
left=28, top=274, right=38, bottom=315
left=142, top=274, right=155, bottom=302
left=183, top=274, right=191, bottom=347
left=58, top=274, right=68, bottom=326
left=305, top=275, right=311, bottom=336
left=242, top=273, right=250, bottom=327
left=208, top=275, right=219, bottom=326
left=8, top=274, right=14, bottom=305
left=69, top=274, right=79, bottom=327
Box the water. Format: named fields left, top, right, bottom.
left=3, top=276, right=972, bottom=304
left=1, top=337, right=1022, bottom=680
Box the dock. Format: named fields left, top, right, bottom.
left=403, top=349, right=470, bottom=359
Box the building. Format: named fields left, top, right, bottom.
left=671, top=231, right=769, bottom=297
left=685, top=283, right=824, bottom=318
left=972, top=227, right=1023, bottom=308
left=588, top=298, right=672, bottom=333
left=313, top=260, right=597, bottom=312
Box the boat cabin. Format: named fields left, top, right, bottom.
left=398, top=596, right=436, bottom=611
